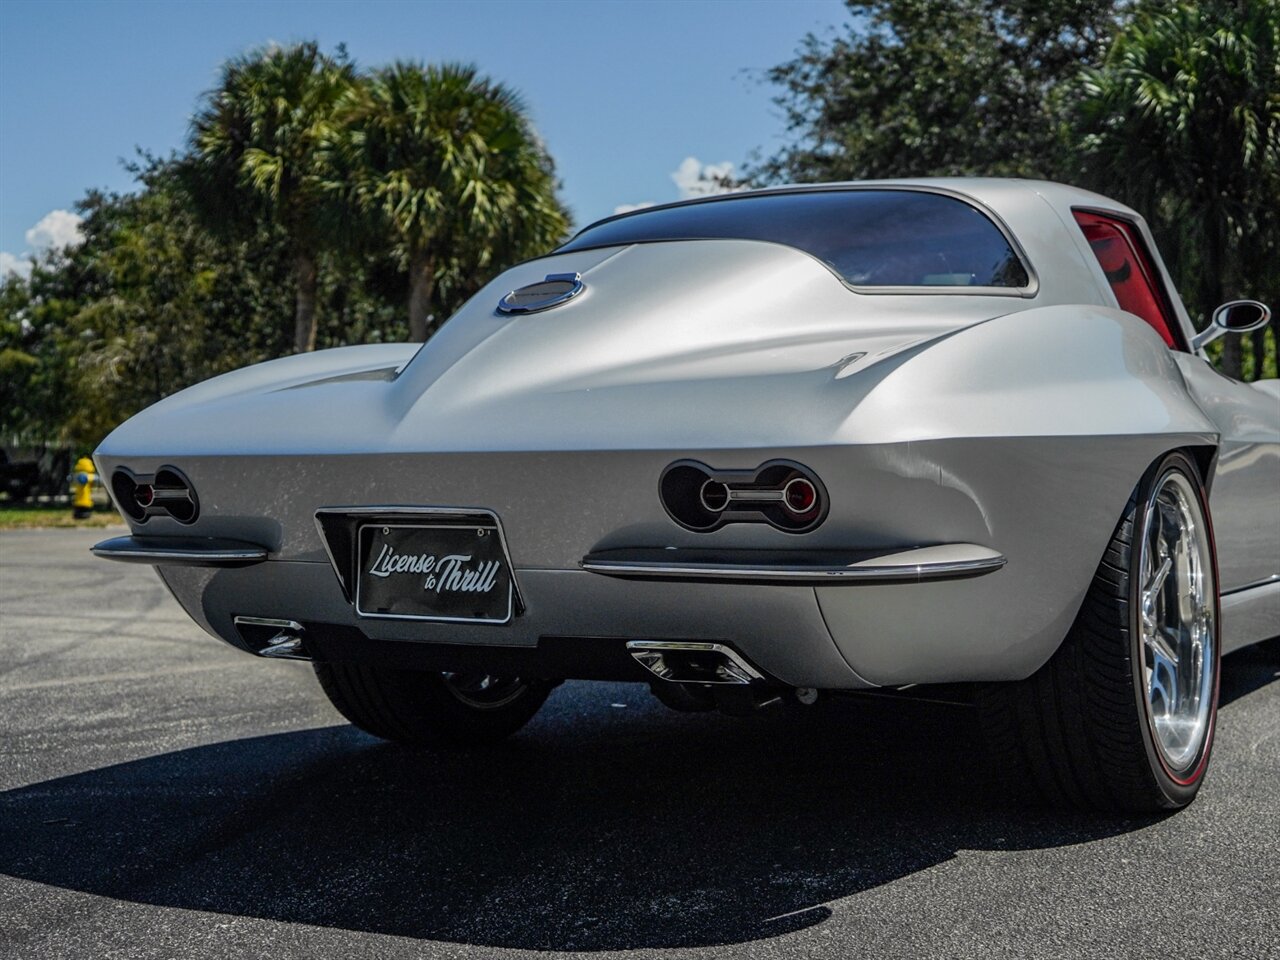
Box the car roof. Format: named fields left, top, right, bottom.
left=575, top=178, right=1141, bottom=236
left=570, top=177, right=1197, bottom=346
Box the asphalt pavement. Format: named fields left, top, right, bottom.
left=2, top=526, right=1278, bottom=960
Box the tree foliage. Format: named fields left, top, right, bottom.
left=179, top=45, right=569, bottom=350
left=183, top=42, right=359, bottom=353
left=2, top=160, right=289, bottom=448
left=753, top=0, right=1119, bottom=183
left=340, top=62, right=570, bottom=339
left=0, top=154, right=417, bottom=451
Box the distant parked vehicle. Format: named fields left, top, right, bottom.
left=0, top=450, right=40, bottom=501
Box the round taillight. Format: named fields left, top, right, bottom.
left=783, top=477, right=817, bottom=514
left=699, top=479, right=730, bottom=513
left=134, top=484, right=155, bottom=508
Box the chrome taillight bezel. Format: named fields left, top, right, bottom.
left=110, top=466, right=199, bottom=524
left=660, top=459, right=828, bottom=533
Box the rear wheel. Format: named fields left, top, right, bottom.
left=980, top=451, right=1220, bottom=813
left=314, top=662, right=553, bottom=746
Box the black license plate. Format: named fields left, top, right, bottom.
left=355, top=522, right=514, bottom=623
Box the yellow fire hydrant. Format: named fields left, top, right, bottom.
left=71, top=456, right=96, bottom=519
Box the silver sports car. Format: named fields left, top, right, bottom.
left=92, top=179, right=1279, bottom=813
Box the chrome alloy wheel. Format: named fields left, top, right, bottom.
left=440, top=672, right=528, bottom=710
left=1137, top=469, right=1217, bottom=777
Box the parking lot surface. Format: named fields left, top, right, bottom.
left=2, top=527, right=1278, bottom=959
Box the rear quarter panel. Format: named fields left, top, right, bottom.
left=816, top=305, right=1219, bottom=684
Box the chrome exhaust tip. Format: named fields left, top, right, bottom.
left=233, top=616, right=309, bottom=660
left=698, top=479, right=730, bottom=513
left=626, top=641, right=763, bottom=685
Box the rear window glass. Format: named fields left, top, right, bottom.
left=560, top=190, right=1030, bottom=288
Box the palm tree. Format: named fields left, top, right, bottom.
left=1074, top=0, right=1280, bottom=379
left=342, top=62, right=569, bottom=340
left=185, top=42, right=357, bottom=353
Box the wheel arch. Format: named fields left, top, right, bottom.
left=1179, top=443, right=1219, bottom=494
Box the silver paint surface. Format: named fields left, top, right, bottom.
left=94, top=179, right=1280, bottom=686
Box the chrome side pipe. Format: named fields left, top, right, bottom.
left=233, top=616, right=309, bottom=660
left=626, top=641, right=764, bottom=685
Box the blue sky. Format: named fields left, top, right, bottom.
left=0, top=0, right=848, bottom=272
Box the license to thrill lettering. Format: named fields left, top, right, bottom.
left=366, top=542, right=500, bottom=595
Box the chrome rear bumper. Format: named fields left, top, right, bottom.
left=580, top=543, right=1005, bottom=584
left=91, top=535, right=268, bottom=567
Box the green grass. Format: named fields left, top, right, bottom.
left=0, top=504, right=124, bottom=530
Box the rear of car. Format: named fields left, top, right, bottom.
left=93, top=180, right=1252, bottom=813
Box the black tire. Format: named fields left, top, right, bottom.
left=979, top=451, right=1220, bottom=813
left=314, top=662, right=553, bottom=746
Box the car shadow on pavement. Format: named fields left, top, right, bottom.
left=2, top=644, right=1275, bottom=951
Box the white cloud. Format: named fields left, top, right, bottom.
left=1, top=209, right=85, bottom=281
left=0, top=251, right=32, bottom=280
left=671, top=156, right=737, bottom=199
left=613, top=201, right=655, bottom=215
left=25, top=209, right=85, bottom=251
